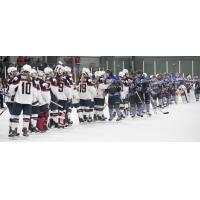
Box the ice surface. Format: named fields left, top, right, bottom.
left=0, top=100, right=199, bottom=142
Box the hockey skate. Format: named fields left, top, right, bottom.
left=79, top=118, right=85, bottom=123
left=146, top=112, right=152, bottom=117
left=99, top=115, right=107, bottom=121
left=48, top=118, right=55, bottom=128
left=66, top=118, right=73, bottom=125
left=8, top=128, right=19, bottom=139
left=87, top=117, right=93, bottom=123
left=93, top=114, right=97, bottom=121
left=31, top=127, right=39, bottom=133
left=116, top=116, right=122, bottom=121
left=22, top=128, right=29, bottom=137
left=137, top=113, right=143, bottom=117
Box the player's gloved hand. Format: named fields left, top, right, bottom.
left=42, top=83, right=49, bottom=89
left=52, top=78, right=57, bottom=85
left=13, top=77, right=19, bottom=82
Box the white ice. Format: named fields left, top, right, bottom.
left=0, top=97, right=199, bottom=142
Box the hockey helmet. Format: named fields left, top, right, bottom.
left=22, top=64, right=32, bottom=73
left=94, top=71, right=100, bottom=78
left=44, top=67, right=53, bottom=76
left=122, top=69, right=129, bottom=76
left=143, top=73, right=148, bottom=78
left=63, top=66, right=72, bottom=74
left=82, top=67, right=90, bottom=77
left=55, top=64, right=64, bottom=76
left=30, top=68, right=38, bottom=78
left=58, top=60, right=63, bottom=66
left=37, top=70, right=45, bottom=79
left=119, top=71, right=125, bottom=78
left=7, top=66, right=17, bottom=75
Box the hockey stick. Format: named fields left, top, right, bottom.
left=183, top=91, right=189, bottom=103
left=0, top=107, right=7, bottom=116
left=135, top=91, right=145, bottom=107
left=50, top=100, right=64, bottom=109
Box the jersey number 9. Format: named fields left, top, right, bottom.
left=58, top=83, right=64, bottom=92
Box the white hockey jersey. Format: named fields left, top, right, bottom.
left=78, top=79, right=96, bottom=100
left=95, top=81, right=108, bottom=99
left=38, top=79, right=51, bottom=106
left=8, top=75, right=34, bottom=105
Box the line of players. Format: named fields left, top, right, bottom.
left=5, top=63, right=200, bottom=138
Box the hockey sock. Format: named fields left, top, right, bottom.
left=130, top=105, right=136, bottom=116
left=89, top=109, right=93, bottom=118
left=145, top=103, right=150, bottom=113
left=9, top=118, right=13, bottom=130
left=51, top=110, right=59, bottom=124
left=84, top=108, right=89, bottom=118
left=109, top=108, right=113, bottom=118
left=158, top=99, right=163, bottom=107
left=31, top=114, right=38, bottom=128
left=115, top=108, right=121, bottom=118
left=11, top=115, right=19, bottom=130
left=23, top=115, right=31, bottom=130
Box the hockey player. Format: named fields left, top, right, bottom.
left=72, top=83, right=81, bottom=118
left=29, top=68, right=40, bottom=133
left=128, top=72, right=143, bottom=118
left=63, top=66, right=73, bottom=126
left=6, top=66, right=18, bottom=135
left=141, top=73, right=152, bottom=116
left=44, top=66, right=60, bottom=129
left=8, top=64, right=33, bottom=138
left=162, top=74, right=171, bottom=107
left=178, top=80, right=188, bottom=103
left=78, top=68, right=96, bottom=123
left=118, top=70, right=129, bottom=118
left=53, top=65, right=67, bottom=127
left=150, top=74, right=164, bottom=109
left=37, top=70, right=51, bottom=132
left=105, top=69, right=122, bottom=121
left=185, top=75, right=194, bottom=102
left=194, top=76, right=200, bottom=101
left=122, top=69, right=130, bottom=116
left=94, top=70, right=108, bottom=121
left=54, top=65, right=72, bottom=127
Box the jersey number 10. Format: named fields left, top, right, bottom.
left=22, top=82, right=31, bottom=95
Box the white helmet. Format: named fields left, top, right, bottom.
left=100, top=71, right=106, bottom=77
left=22, top=64, right=32, bottom=73
left=143, top=73, right=148, bottom=78
left=63, top=66, right=71, bottom=74
left=150, top=75, right=154, bottom=79
left=37, top=70, right=45, bottom=79
left=7, top=66, right=17, bottom=74
left=55, top=65, right=64, bottom=76
left=82, top=67, right=90, bottom=76
left=122, top=69, right=129, bottom=75
left=30, top=68, right=37, bottom=78
left=44, top=67, right=53, bottom=75
left=119, top=71, right=125, bottom=78
left=187, top=75, right=191, bottom=80
left=94, top=71, right=100, bottom=78
left=58, top=61, right=63, bottom=66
